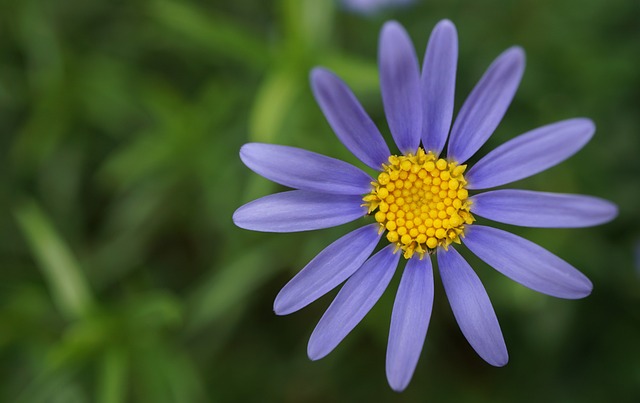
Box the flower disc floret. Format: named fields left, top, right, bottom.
left=363, top=148, right=475, bottom=259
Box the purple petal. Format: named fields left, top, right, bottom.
left=437, top=247, right=508, bottom=366
left=379, top=21, right=422, bottom=153
left=467, top=119, right=595, bottom=189
left=240, top=143, right=373, bottom=195
left=463, top=225, right=592, bottom=299
left=386, top=257, right=434, bottom=392
left=311, top=68, right=391, bottom=170
left=274, top=224, right=382, bottom=315
left=233, top=190, right=365, bottom=232
left=448, top=47, right=525, bottom=163
left=471, top=190, right=618, bottom=228
left=421, top=19, right=458, bottom=156
left=307, top=245, right=399, bottom=360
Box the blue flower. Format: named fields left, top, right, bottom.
left=233, top=20, right=618, bottom=391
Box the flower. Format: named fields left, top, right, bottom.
left=233, top=20, right=618, bottom=391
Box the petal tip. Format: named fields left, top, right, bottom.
left=490, top=353, right=509, bottom=367
left=309, top=67, right=330, bottom=87
left=434, top=18, right=456, bottom=32
left=482, top=345, right=508, bottom=367
left=568, top=273, right=593, bottom=299
left=382, top=20, right=402, bottom=32
left=238, top=143, right=254, bottom=164
left=578, top=116, right=596, bottom=130
left=605, top=202, right=619, bottom=223
left=589, top=198, right=619, bottom=226
left=273, top=294, right=291, bottom=316
left=231, top=207, right=245, bottom=229
left=386, top=367, right=411, bottom=392
left=573, top=281, right=593, bottom=299
left=501, top=46, right=526, bottom=73
left=306, top=341, right=327, bottom=361
left=570, top=117, right=596, bottom=140
left=507, top=45, right=526, bottom=60
left=380, top=21, right=408, bottom=45
left=504, top=47, right=526, bottom=78
left=388, top=379, right=408, bottom=393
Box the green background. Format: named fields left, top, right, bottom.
left=1, top=0, right=639, bottom=401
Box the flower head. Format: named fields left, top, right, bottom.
left=233, top=20, right=618, bottom=392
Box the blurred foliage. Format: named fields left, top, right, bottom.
left=0, top=0, right=639, bottom=401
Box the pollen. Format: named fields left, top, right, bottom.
left=363, top=148, right=475, bottom=260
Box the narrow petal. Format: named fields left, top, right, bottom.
left=379, top=21, right=422, bottom=153
left=437, top=247, right=508, bottom=366
left=466, top=119, right=595, bottom=189
left=386, top=257, right=434, bottom=392
left=233, top=190, right=365, bottom=232
left=274, top=224, right=382, bottom=315
left=240, top=143, right=373, bottom=195
left=448, top=47, right=525, bottom=163
left=307, top=245, right=400, bottom=360
left=471, top=190, right=618, bottom=228
left=311, top=68, right=391, bottom=170
left=463, top=225, right=592, bottom=299
left=421, top=19, right=458, bottom=156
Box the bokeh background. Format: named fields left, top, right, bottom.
left=1, top=0, right=639, bottom=401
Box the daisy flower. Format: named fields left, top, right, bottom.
left=233, top=20, right=618, bottom=391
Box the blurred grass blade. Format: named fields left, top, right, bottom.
left=185, top=241, right=280, bottom=335
left=150, top=0, right=269, bottom=69
left=15, top=369, right=84, bottom=403
left=14, top=199, right=94, bottom=320
left=249, top=67, right=301, bottom=143
left=281, top=0, right=335, bottom=51
left=10, top=1, right=70, bottom=173
left=98, top=348, right=128, bottom=403
left=324, top=53, right=380, bottom=93
left=129, top=292, right=182, bottom=329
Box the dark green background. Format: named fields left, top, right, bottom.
left=1, top=0, right=638, bottom=401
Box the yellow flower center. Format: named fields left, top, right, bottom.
left=363, top=148, right=475, bottom=259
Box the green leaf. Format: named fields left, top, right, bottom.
left=97, top=348, right=128, bottom=403
left=323, top=53, right=380, bottom=93
left=248, top=67, right=302, bottom=143
left=14, top=199, right=94, bottom=320
left=150, top=0, right=269, bottom=69
left=184, top=241, right=280, bottom=336
left=281, top=0, right=335, bottom=52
